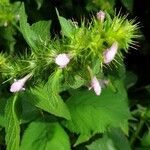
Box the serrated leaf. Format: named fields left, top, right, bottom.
left=67, top=75, right=86, bottom=89
left=19, top=4, right=51, bottom=50
left=108, top=128, right=131, bottom=150
left=141, top=129, right=150, bottom=147
left=5, top=95, right=20, bottom=150
left=56, top=9, right=75, bottom=38
left=74, top=133, right=92, bottom=147
left=63, top=80, right=130, bottom=144
left=120, top=0, right=133, bottom=11
left=86, top=128, right=131, bottom=150
left=92, top=59, right=101, bottom=75
left=20, top=122, right=70, bottom=150
left=31, top=69, right=70, bottom=120
left=86, top=135, right=116, bottom=150
left=31, top=20, right=51, bottom=41
left=18, top=93, right=41, bottom=124
left=19, top=4, right=38, bottom=50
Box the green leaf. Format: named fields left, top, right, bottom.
left=63, top=80, right=130, bottom=144
left=5, top=95, right=20, bottom=150
left=86, top=135, right=116, bottom=150
left=18, top=93, right=41, bottom=124
left=67, top=75, right=86, bottom=89
left=74, top=133, right=92, bottom=146
left=141, top=129, right=150, bottom=147
left=20, top=122, right=70, bottom=150
left=86, top=128, right=131, bottom=150
left=145, top=108, right=150, bottom=118
left=120, top=0, right=133, bottom=11
left=19, top=4, right=38, bottom=50
left=56, top=9, right=75, bottom=38
left=125, top=71, right=137, bottom=89
left=31, top=20, right=51, bottom=42
left=19, top=4, right=51, bottom=50
left=31, top=69, right=70, bottom=120
left=107, top=128, right=131, bottom=150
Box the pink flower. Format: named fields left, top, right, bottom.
left=55, top=53, right=70, bottom=68
left=89, top=76, right=101, bottom=96
left=103, top=42, right=118, bottom=64
left=10, top=74, right=32, bottom=93
left=97, top=11, right=105, bottom=22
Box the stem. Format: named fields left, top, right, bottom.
left=130, top=119, right=145, bottom=146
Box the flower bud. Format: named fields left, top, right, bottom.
left=89, top=76, right=101, bottom=96
left=97, top=11, right=105, bottom=22
left=10, top=74, right=32, bottom=93
left=55, top=53, right=70, bottom=68
left=103, top=42, right=118, bottom=64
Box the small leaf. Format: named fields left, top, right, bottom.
left=31, top=69, right=71, bottom=120
left=125, top=71, right=137, bottom=89
left=86, top=135, right=116, bottom=150
left=5, top=95, right=20, bottom=150
left=18, top=93, right=41, bottom=124
left=67, top=75, right=86, bottom=89
left=141, top=129, right=150, bottom=147
left=19, top=4, right=51, bottom=50
left=19, top=4, right=38, bottom=50
left=20, top=122, right=70, bottom=150
left=108, top=128, right=131, bottom=150
left=86, top=128, right=131, bottom=150
left=31, top=20, right=51, bottom=41
left=56, top=9, right=75, bottom=38
left=74, top=133, right=92, bottom=147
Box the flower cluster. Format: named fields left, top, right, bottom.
left=6, top=10, right=138, bottom=96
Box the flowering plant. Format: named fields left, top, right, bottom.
left=1, top=1, right=150, bottom=150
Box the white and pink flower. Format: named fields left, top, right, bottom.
left=55, top=53, right=70, bottom=68
left=10, top=73, right=32, bottom=93
left=89, top=76, right=101, bottom=96
left=103, top=42, right=118, bottom=64
left=97, top=11, right=105, bottom=22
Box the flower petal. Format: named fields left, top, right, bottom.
left=55, top=53, right=70, bottom=68
left=103, top=42, right=118, bottom=64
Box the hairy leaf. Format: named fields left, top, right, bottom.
left=19, top=4, right=38, bottom=50
left=31, top=20, right=51, bottom=42
left=56, top=9, right=75, bottom=38
left=141, top=129, right=150, bottom=147
left=5, top=95, right=20, bottom=150
left=86, top=136, right=116, bottom=150
left=31, top=69, right=70, bottom=120
left=86, top=128, right=131, bottom=150
left=107, top=128, right=131, bottom=150
left=63, top=80, right=130, bottom=144
left=20, top=122, right=70, bottom=150
left=19, top=4, right=51, bottom=50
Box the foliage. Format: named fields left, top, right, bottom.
left=0, top=0, right=150, bottom=150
